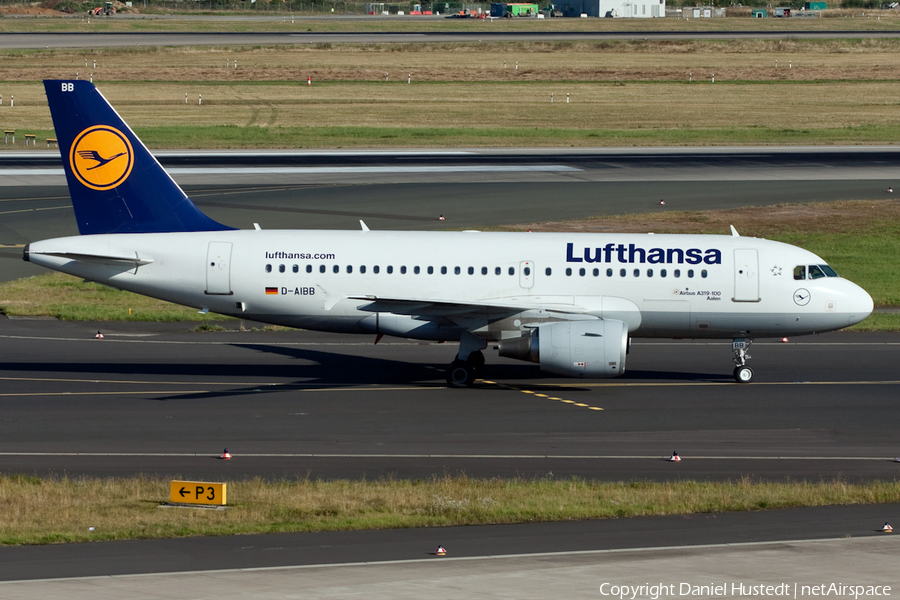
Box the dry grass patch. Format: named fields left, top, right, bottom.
left=1, top=474, right=898, bottom=545
left=501, top=199, right=900, bottom=235
left=3, top=80, right=900, bottom=137
left=0, top=271, right=228, bottom=321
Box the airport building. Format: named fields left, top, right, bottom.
left=556, top=0, right=665, bottom=17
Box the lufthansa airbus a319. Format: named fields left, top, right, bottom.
left=25, top=80, right=874, bottom=386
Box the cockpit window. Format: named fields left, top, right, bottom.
left=820, top=264, right=839, bottom=277
left=793, top=265, right=806, bottom=280
left=808, top=265, right=826, bottom=280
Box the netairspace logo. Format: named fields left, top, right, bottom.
left=598, top=583, right=892, bottom=600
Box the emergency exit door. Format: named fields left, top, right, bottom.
left=733, top=249, right=759, bottom=302
left=206, top=242, right=233, bottom=295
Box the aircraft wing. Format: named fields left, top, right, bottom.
left=348, top=295, right=596, bottom=321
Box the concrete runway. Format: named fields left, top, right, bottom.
left=0, top=504, right=899, bottom=586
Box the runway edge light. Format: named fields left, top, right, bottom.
left=436, top=545, right=447, bottom=556
left=220, top=448, right=232, bottom=460
left=882, top=523, right=892, bottom=533
left=668, top=451, right=681, bottom=462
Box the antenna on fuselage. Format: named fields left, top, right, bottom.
left=360, top=220, right=370, bottom=231
left=730, top=225, right=740, bottom=237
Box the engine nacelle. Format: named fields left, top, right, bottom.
left=498, top=319, right=628, bottom=378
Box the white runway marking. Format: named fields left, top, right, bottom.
left=0, top=165, right=581, bottom=176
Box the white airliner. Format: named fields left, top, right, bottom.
left=25, top=80, right=874, bottom=386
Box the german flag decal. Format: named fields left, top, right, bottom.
left=265, top=287, right=279, bottom=295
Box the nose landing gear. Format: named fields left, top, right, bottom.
left=732, top=337, right=754, bottom=383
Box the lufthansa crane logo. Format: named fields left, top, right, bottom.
left=69, top=125, right=134, bottom=191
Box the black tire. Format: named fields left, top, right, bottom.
left=446, top=360, right=476, bottom=388
left=466, top=350, right=485, bottom=375
left=733, top=366, right=755, bottom=383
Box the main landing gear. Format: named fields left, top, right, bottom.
left=446, top=331, right=487, bottom=388
left=732, top=337, right=754, bottom=383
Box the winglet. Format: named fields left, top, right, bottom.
left=43, top=80, right=234, bottom=235
left=360, top=220, right=370, bottom=231
left=730, top=225, right=740, bottom=237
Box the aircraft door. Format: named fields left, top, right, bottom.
left=519, top=261, right=534, bottom=289
left=206, top=242, right=233, bottom=295
left=733, top=249, right=759, bottom=302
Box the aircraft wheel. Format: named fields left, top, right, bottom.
left=446, top=360, right=476, bottom=388
left=466, top=350, right=485, bottom=375
left=733, top=366, right=755, bottom=384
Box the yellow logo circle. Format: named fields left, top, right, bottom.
left=70, top=126, right=134, bottom=191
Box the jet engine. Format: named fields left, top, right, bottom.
left=498, top=319, right=628, bottom=378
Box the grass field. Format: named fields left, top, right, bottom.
left=2, top=40, right=900, bottom=147
left=1, top=474, right=898, bottom=545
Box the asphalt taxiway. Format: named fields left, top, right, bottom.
left=1, top=318, right=899, bottom=481
left=5, top=30, right=900, bottom=50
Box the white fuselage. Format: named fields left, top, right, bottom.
left=26, top=229, right=873, bottom=342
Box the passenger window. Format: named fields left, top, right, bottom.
left=701, top=269, right=708, bottom=278
left=633, top=269, right=640, bottom=277
left=319, top=265, right=326, bottom=273
left=441, top=266, right=447, bottom=275
left=808, top=265, right=826, bottom=280
left=566, top=268, right=572, bottom=276
left=414, top=266, right=421, bottom=274
left=495, top=267, right=501, bottom=275
left=620, top=268, right=626, bottom=277
left=607, top=268, right=613, bottom=277
left=387, top=266, right=393, bottom=274
left=428, top=266, right=434, bottom=275
left=360, top=265, right=367, bottom=274
left=820, top=264, right=838, bottom=277
left=373, top=266, right=380, bottom=274
left=593, top=268, right=599, bottom=277
left=279, top=264, right=285, bottom=273
left=579, top=268, right=585, bottom=276
left=333, top=265, right=339, bottom=274
left=265, top=264, right=272, bottom=273
left=292, top=265, right=299, bottom=273
left=794, top=265, right=806, bottom=280
left=661, top=269, right=667, bottom=278
left=306, top=265, right=312, bottom=273
left=468, top=266, right=474, bottom=275
left=674, top=269, right=680, bottom=278
left=454, top=266, right=461, bottom=275
left=687, top=269, right=694, bottom=278
left=400, top=266, right=407, bottom=274
left=647, top=269, right=653, bottom=278
left=545, top=267, right=552, bottom=276
left=524, top=267, right=531, bottom=276
left=508, top=267, right=515, bottom=275
left=346, top=265, right=353, bottom=274
left=482, top=267, right=488, bottom=275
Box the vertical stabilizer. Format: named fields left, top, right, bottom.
left=43, top=80, right=233, bottom=235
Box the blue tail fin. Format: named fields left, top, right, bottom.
left=44, top=80, right=234, bottom=235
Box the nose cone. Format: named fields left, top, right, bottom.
left=848, top=284, right=874, bottom=326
